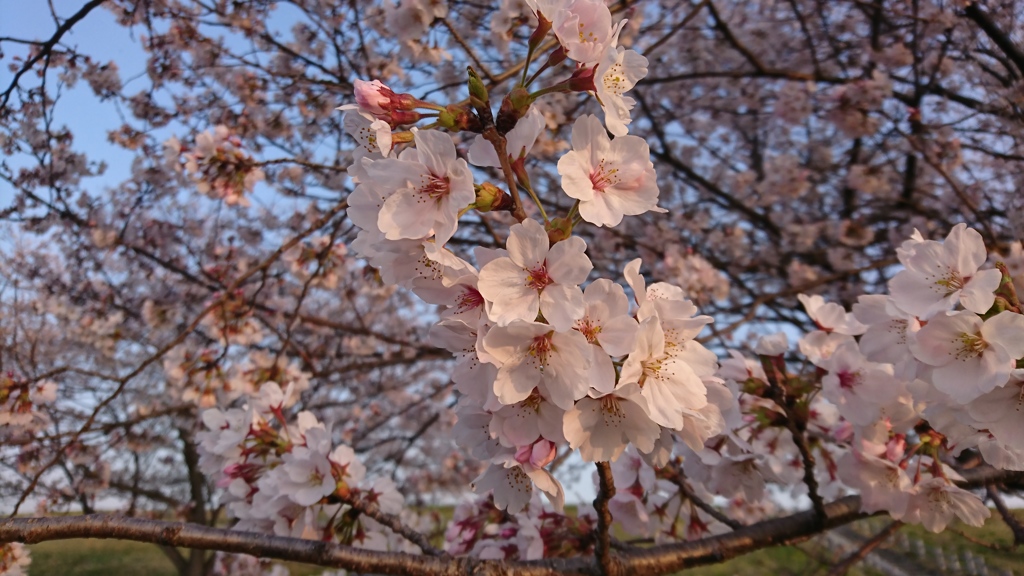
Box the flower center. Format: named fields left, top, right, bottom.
left=600, top=395, right=625, bottom=423
left=525, top=264, right=554, bottom=291
left=934, top=267, right=968, bottom=295
left=837, top=369, right=862, bottom=390
left=954, top=332, right=987, bottom=360
left=590, top=158, right=620, bottom=191
left=602, top=63, right=627, bottom=96
left=574, top=317, right=603, bottom=344
left=455, top=286, right=484, bottom=313
left=418, top=174, right=451, bottom=201
left=528, top=333, right=554, bottom=366
left=577, top=22, right=599, bottom=44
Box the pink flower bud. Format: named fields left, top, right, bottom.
left=353, top=79, right=393, bottom=115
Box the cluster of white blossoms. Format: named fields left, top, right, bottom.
left=336, top=0, right=736, bottom=515
left=197, top=382, right=416, bottom=549
left=179, top=0, right=1024, bottom=551
left=786, top=224, right=1023, bottom=532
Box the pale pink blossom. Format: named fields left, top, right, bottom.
left=477, top=219, right=592, bottom=331
left=889, top=224, right=1002, bottom=319
left=558, top=115, right=661, bottom=227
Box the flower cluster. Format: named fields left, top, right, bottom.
left=197, top=382, right=412, bottom=548
left=0, top=544, right=30, bottom=576
left=0, top=373, right=56, bottom=441
left=775, top=224, right=1021, bottom=531
left=166, top=125, right=266, bottom=207
left=333, top=1, right=735, bottom=514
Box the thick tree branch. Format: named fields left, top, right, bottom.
left=593, top=461, right=617, bottom=576
left=961, top=3, right=1024, bottom=78
left=2, top=469, right=1017, bottom=576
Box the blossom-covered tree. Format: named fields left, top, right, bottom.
left=2, top=1, right=1024, bottom=575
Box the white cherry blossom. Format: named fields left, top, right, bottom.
left=373, top=129, right=475, bottom=247
left=910, top=310, right=1024, bottom=403
left=558, top=115, right=661, bottom=227
left=480, top=320, right=592, bottom=409
left=889, top=224, right=1002, bottom=319
left=477, top=219, right=592, bottom=331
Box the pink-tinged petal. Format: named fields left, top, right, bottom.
left=965, top=383, right=1016, bottom=423
left=496, top=354, right=542, bottom=405
left=945, top=223, right=987, bottom=274
left=983, top=311, right=1024, bottom=360
left=931, top=355, right=991, bottom=403
left=960, top=268, right=1001, bottom=314
left=585, top=278, right=630, bottom=317
left=524, top=466, right=564, bottom=512
left=588, top=344, right=617, bottom=394
left=546, top=236, right=592, bottom=285
left=506, top=219, right=549, bottom=269
left=506, top=108, right=546, bottom=159
left=366, top=158, right=429, bottom=192
left=597, top=314, right=640, bottom=357
left=412, top=129, right=457, bottom=176
left=478, top=258, right=538, bottom=326
left=909, top=312, right=982, bottom=366
left=571, top=114, right=611, bottom=164
left=889, top=267, right=957, bottom=319
left=578, top=191, right=623, bottom=227
left=467, top=134, right=500, bottom=167
left=558, top=152, right=597, bottom=202
left=623, top=259, right=647, bottom=307
left=540, top=283, right=585, bottom=331
left=378, top=189, right=435, bottom=240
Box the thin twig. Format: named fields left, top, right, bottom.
left=826, top=521, right=901, bottom=576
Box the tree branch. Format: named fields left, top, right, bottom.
left=961, top=3, right=1024, bottom=78
left=825, top=521, right=901, bottom=576
left=987, top=485, right=1024, bottom=547
left=1, top=469, right=1019, bottom=576
left=593, top=461, right=617, bottom=576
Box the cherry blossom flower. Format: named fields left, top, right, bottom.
left=594, top=36, right=648, bottom=136
left=558, top=115, right=661, bottom=227
left=373, top=129, right=475, bottom=247
left=574, top=278, right=639, bottom=393
left=903, top=478, right=990, bottom=533
left=562, top=383, right=660, bottom=462
left=477, top=219, right=592, bottom=331
left=798, top=294, right=867, bottom=335
left=910, top=310, right=1024, bottom=403
left=551, top=0, right=619, bottom=66
left=480, top=320, right=592, bottom=409
left=820, top=341, right=901, bottom=426
left=837, top=447, right=912, bottom=518
left=889, top=224, right=1002, bottom=319
left=619, top=316, right=708, bottom=430
left=472, top=459, right=564, bottom=513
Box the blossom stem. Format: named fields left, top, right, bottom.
left=519, top=178, right=549, bottom=223
left=482, top=127, right=528, bottom=222
left=567, top=199, right=580, bottom=220
left=529, top=81, right=572, bottom=100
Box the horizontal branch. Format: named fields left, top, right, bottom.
left=1, top=468, right=1019, bottom=576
